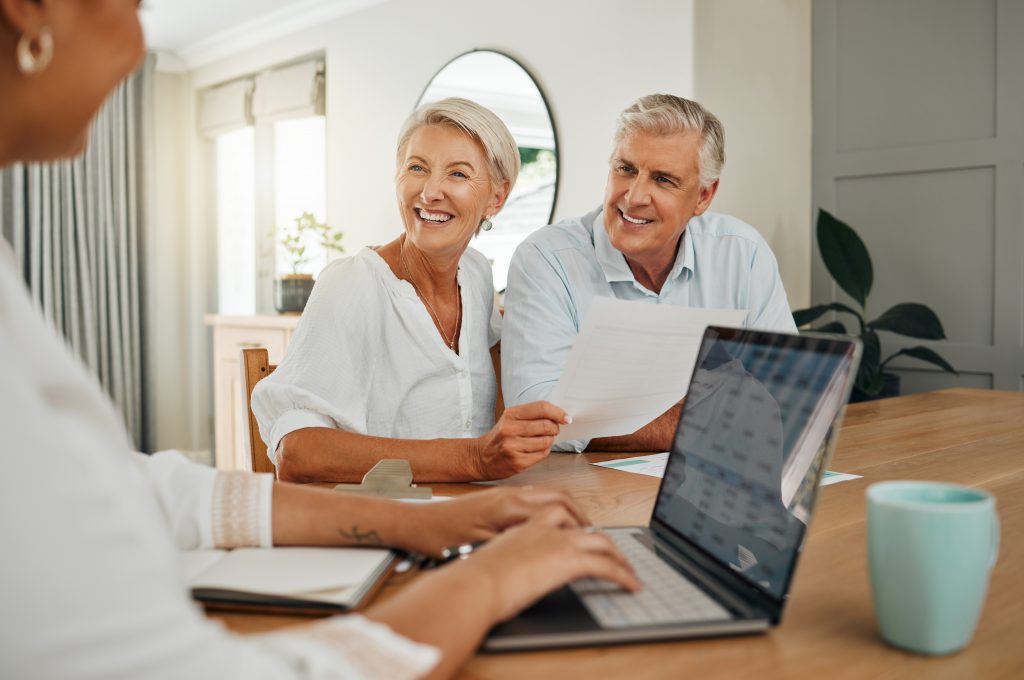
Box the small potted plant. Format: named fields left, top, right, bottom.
left=275, top=211, right=345, bottom=313
left=793, top=209, right=956, bottom=402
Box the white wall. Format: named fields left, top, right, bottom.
left=694, top=0, right=812, bottom=308
left=150, top=0, right=814, bottom=452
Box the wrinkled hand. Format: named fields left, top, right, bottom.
left=400, top=486, right=588, bottom=557
left=445, top=510, right=641, bottom=623
left=470, top=401, right=568, bottom=479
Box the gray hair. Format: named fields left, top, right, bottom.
left=614, top=94, right=725, bottom=187
left=396, top=97, right=520, bottom=190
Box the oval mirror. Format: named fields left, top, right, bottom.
left=418, top=50, right=558, bottom=292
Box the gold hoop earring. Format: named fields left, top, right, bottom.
left=16, top=27, right=54, bottom=75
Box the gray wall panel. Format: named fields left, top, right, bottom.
left=813, top=0, right=1024, bottom=396
left=835, top=0, right=996, bottom=151
left=834, top=167, right=995, bottom=345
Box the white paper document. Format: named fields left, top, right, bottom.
left=549, top=297, right=746, bottom=443
left=593, top=452, right=670, bottom=477
left=819, top=471, right=863, bottom=486
left=593, top=453, right=862, bottom=487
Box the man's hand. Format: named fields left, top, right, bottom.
left=398, top=486, right=587, bottom=557
left=466, top=401, right=569, bottom=479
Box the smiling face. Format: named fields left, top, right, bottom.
left=395, top=124, right=509, bottom=260
left=603, top=130, right=718, bottom=278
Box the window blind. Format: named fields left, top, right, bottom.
left=199, top=78, right=254, bottom=138
left=252, top=60, right=325, bottom=122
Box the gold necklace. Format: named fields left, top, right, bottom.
left=399, top=243, right=461, bottom=351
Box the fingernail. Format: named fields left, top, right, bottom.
left=563, top=415, right=573, bottom=425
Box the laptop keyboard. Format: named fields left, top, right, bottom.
left=570, top=530, right=733, bottom=628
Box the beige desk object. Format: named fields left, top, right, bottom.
left=333, top=460, right=432, bottom=500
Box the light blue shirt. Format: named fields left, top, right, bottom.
left=501, top=206, right=796, bottom=451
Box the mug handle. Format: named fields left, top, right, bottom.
left=989, top=512, right=1001, bottom=570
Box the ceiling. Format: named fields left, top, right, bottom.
left=140, top=0, right=387, bottom=69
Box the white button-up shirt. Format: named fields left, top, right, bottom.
left=501, top=207, right=797, bottom=451
left=253, top=247, right=500, bottom=461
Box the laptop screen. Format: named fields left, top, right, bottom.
left=652, top=328, right=857, bottom=601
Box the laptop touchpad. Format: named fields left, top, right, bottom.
left=488, top=585, right=600, bottom=637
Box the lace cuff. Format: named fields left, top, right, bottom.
left=211, top=471, right=273, bottom=548
left=257, top=615, right=440, bottom=680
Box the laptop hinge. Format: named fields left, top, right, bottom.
left=648, top=522, right=784, bottom=623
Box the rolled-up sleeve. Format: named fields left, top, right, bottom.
left=136, top=450, right=274, bottom=549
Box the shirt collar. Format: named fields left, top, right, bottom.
left=592, top=207, right=695, bottom=286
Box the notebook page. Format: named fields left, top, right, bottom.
left=186, top=547, right=391, bottom=600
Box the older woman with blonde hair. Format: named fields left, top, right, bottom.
left=0, top=2, right=637, bottom=678
left=253, top=97, right=568, bottom=483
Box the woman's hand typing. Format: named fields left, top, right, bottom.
left=396, top=486, right=588, bottom=558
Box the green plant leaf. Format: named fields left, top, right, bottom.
left=815, top=321, right=848, bottom=334
left=855, top=330, right=881, bottom=394
left=868, top=303, right=946, bottom=340
left=881, top=346, right=958, bottom=374
left=793, top=302, right=864, bottom=328
left=817, top=209, right=873, bottom=309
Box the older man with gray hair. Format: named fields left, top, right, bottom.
left=501, top=94, right=796, bottom=453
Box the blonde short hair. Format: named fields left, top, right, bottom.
left=615, top=94, right=725, bottom=188
left=396, top=97, right=520, bottom=188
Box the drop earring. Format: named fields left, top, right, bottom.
left=16, top=27, right=54, bottom=75
left=480, top=217, right=493, bottom=232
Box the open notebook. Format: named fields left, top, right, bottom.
left=181, top=547, right=395, bottom=613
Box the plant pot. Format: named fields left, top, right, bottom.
left=274, top=274, right=314, bottom=313
left=850, top=372, right=901, bottom=403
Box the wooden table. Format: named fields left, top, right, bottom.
left=212, top=388, right=1024, bottom=678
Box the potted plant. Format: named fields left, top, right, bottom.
left=793, top=209, right=956, bottom=402
left=275, top=211, right=345, bottom=313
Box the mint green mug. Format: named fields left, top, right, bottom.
left=864, top=481, right=999, bottom=655
left=867, top=481, right=999, bottom=655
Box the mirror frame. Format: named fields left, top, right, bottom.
left=415, top=49, right=560, bottom=225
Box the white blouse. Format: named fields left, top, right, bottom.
left=0, top=241, right=439, bottom=679
left=253, top=247, right=501, bottom=462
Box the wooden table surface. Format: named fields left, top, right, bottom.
left=211, top=388, right=1024, bottom=678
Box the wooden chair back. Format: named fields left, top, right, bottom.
left=241, top=348, right=278, bottom=475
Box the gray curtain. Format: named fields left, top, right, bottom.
left=0, top=55, right=153, bottom=449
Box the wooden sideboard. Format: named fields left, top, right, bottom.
left=204, top=314, right=300, bottom=470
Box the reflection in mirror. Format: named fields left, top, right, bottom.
left=418, top=50, right=558, bottom=292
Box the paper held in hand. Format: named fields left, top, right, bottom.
left=549, top=297, right=746, bottom=443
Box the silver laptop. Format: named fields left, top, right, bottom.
left=484, top=326, right=862, bottom=651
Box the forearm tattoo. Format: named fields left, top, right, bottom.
left=337, top=525, right=383, bottom=545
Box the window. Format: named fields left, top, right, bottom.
left=273, top=117, right=327, bottom=277
left=214, top=128, right=255, bottom=314
left=203, top=59, right=326, bottom=314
